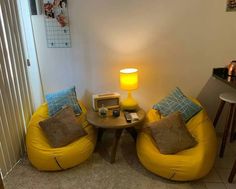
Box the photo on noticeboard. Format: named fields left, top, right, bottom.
left=43, top=0, right=68, bottom=27
left=226, top=0, right=236, bottom=11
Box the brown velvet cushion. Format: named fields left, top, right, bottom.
left=147, top=111, right=197, bottom=154
left=39, top=106, right=87, bottom=148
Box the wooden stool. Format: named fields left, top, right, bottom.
left=228, top=159, right=236, bottom=183
left=213, top=93, right=236, bottom=158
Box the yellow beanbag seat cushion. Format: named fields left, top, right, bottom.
left=26, top=102, right=97, bottom=171
left=136, top=99, right=217, bottom=181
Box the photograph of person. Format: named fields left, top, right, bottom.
left=43, top=0, right=68, bottom=27
left=227, top=0, right=236, bottom=11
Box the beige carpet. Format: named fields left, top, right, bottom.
left=3, top=131, right=236, bottom=189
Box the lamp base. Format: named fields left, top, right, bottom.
left=121, top=92, right=138, bottom=111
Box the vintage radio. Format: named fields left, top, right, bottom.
left=92, top=92, right=120, bottom=111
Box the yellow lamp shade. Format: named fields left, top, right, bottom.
left=120, top=68, right=138, bottom=91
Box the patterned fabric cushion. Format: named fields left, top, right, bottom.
left=46, top=86, right=82, bottom=116
left=147, top=111, right=197, bottom=154
left=153, top=87, right=202, bottom=122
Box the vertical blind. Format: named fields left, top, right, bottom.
left=0, top=0, right=32, bottom=177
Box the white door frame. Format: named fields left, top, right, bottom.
left=17, top=0, right=44, bottom=110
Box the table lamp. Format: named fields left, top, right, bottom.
left=120, top=68, right=138, bottom=110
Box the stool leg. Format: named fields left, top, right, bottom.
left=230, top=105, right=236, bottom=143
left=220, top=104, right=234, bottom=158
left=228, top=159, right=236, bottom=183
left=213, top=100, right=225, bottom=127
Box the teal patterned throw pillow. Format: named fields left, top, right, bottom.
left=46, top=86, right=82, bottom=116
left=153, top=88, right=202, bottom=122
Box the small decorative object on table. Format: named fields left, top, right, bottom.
left=124, top=112, right=132, bottom=123
left=98, top=104, right=108, bottom=118
left=130, top=112, right=139, bottom=121
left=112, top=109, right=120, bottom=117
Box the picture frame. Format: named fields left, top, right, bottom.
left=226, top=0, right=236, bottom=12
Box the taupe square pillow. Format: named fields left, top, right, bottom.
left=39, top=106, right=87, bottom=148
left=147, top=111, right=197, bottom=154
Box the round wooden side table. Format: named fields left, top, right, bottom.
left=86, top=109, right=145, bottom=163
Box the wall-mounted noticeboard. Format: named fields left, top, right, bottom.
left=43, top=0, right=71, bottom=48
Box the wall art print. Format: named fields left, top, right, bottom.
left=226, top=0, right=236, bottom=11
left=43, top=0, right=71, bottom=48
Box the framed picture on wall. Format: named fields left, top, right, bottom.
left=226, top=0, right=236, bottom=11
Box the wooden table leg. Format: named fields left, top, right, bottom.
left=110, top=129, right=123, bottom=163
left=0, top=176, right=4, bottom=189
left=230, top=105, right=236, bottom=143
left=126, top=127, right=137, bottom=141
left=220, top=104, right=234, bottom=158
left=213, top=100, right=225, bottom=127
left=228, top=159, right=236, bottom=183
left=97, top=128, right=105, bottom=142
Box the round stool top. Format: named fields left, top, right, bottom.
left=219, top=93, right=236, bottom=104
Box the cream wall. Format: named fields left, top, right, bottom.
left=32, top=0, right=236, bottom=128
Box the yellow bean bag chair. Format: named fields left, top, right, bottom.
left=136, top=99, right=217, bottom=181
left=26, top=102, right=97, bottom=171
